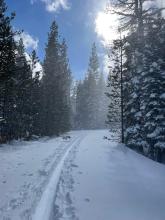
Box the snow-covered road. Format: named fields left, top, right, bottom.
left=53, top=130, right=165, bottom=220
left=0, top=130, right=165, bottom=220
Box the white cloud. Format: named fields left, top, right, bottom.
left=15, top=32, right=39, bottom=50
left=31, top=0, right=70, bottom=12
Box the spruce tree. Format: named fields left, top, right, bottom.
left=31, top=50, right=42, bottom=136
left=75, top=43, right=107, bottom=130
left=70, top=81, right=78, bottom=129
left=141, top=15, right=165, bottom=160
left=85, top=43, right=99, bottom=129
left=107, top=0, right=165, bottom=160
left=0, top=0, right=16, bottom=142
left=75, top=81, right=85, bottom=129
left=58, top=39, right=72, bottom=132
left=15, top=38, right=33, bottom=139
left=97, top=72, right=107, bottom=128
left=106, top=41, right=121, bottom=133
left=42, top=21, right=60, bottom=136
left=43, top=21, right=71, bottom=136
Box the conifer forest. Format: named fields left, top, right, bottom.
left=0, top=1, right=165, bottom=219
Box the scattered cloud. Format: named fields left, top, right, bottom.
left=31, top=0, right=71, bottom=12
left=15, top=32, right=39, bottom=50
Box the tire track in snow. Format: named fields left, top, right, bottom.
left=32, top=134, right=86, bottom=220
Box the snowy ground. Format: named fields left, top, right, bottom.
left=0, top=131, right=86, bottom=220
left=0, top=130, right=165, bottom=220
left=53, top=130, right=165, bottom=220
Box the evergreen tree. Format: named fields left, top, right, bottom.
left=84, top=43, right=99, bottom=129
left=107, top=0, right=165, bottom=160
left=58, top=39, right=72, bottom=132
left=70, top=81, right=78, bottom=129
left=43, top=21, right=71, bottom=136
left=106, top=41, right=121, bottom=133
left=96, top=72, right=107, bottom=128
left=31, top=50, right=42, bottom=136
left=0, top=0, right=16, bottom=142
left=42, top=21, right=60, bottom=136
left=141, top=15, right=165, bottom=161
left=75, top=43, right=107, bottom=130
left=15, top=38, right=33, bottom=139
left=75, top=81, right=85, bottom=129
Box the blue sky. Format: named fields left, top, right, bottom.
left=6, top=0, right=109, bottom=79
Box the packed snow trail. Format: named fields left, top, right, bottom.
left=53, top=130, right=165, bottom=220
left=0, top=131, right=87, bottom=220
left=32, top=135, right=85, bottom=220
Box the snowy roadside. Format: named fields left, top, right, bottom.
left=0, top=131, right=86, bottom=220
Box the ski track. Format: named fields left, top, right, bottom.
left=1, top=130, right=165, bottom=220
left=32, top=134, right=86, bottom=220
left=0, top=131, right=87, bottom=220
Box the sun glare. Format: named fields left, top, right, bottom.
left=95, top=11, right=119, bottom=45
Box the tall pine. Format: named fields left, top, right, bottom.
left=0, top=0, right=16, bottom=142
left=42, top=21, right=71, bottom=136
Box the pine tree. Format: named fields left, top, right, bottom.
left=58, top=39, right=72, bottom=132
left=75, top=81, right=85, bottom=129
left=96, top=72, right=107, bottom=128
left=42, top=21, right=60, bottom=136
left=15, top=38, right=33, bottom=139
left=115, top=0, right=146, bottom=149
left=141, top=15, right=165, bottom=161
left=107, top=0, right=165, bottom=160
left=75, top=43, right=107, bottom=130
left=0, top=0, right=16, bottom=142
left=84, top=43, right=100, bottom=129
left=31, top=50, right=42, bottom=136
left=43, top=21, right=71, bottom=136
left=70, top=81, right=78, bottom=129
left=106, top=41, right=121, bottom=133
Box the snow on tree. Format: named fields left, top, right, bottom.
left=107, top=0, right=165, bottom=161
left=106, top=41, right=122, bottom=135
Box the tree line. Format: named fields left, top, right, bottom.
left=0, top=0, right=71, bottom=142
left=71, top=43, right=108, bottom=130
left=107, top=0, right=165, bottom=162
left=0, top=0, right=108, bottom=143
